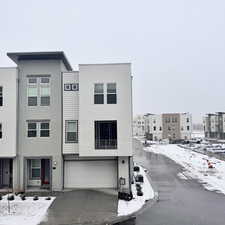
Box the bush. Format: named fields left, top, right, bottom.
left=33, top=196, right=39, bottom=201
left=7, top=194, right=14, bottom=201
left=20, top=194, right=26, bottom=201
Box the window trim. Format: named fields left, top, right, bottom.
left=65, top=120, right=78, bottom=143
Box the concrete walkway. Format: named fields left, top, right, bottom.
left=39, top=189, right=118, bottom=225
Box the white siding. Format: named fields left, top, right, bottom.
left=180, top=113, right=192, bottom=139
left=0, top=68, right=17, bottom=157
left=79, top=64, right=133, bottom=157
left=63, top=71, right=79, bottom=154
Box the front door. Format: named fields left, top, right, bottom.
left=28, top=159, right=41, bottom=187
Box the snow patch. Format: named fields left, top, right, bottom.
left=117, top=166, right=154, bottom=216
left=0, top=195, right=55, bottom=225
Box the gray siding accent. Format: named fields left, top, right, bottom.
left=17, top=60, right=63, bottom=191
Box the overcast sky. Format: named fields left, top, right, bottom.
left=1, top=0, right=225, bottom=123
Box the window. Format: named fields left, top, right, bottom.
left=27, top=122, right=37, bottom=137
left=94, top=83, right=104, bottom=104
left=107, top=83, right=117, bottom=104
left=65, top=120, right=78, bottom=143
left=159, top=126, right=162, bottom=131
left=168, top=126, right=171, bottom=131
left=40, top=86, right=50, bottom=106
left=30, top=159, right=41, bottom=179
left=187, top=126, right=190, bottom=131
left=40, top=122, right=50, bottom=137
left=153, top=126, right=156, bottom=131
left=27, top=121, right=50, bottom=138
left=28, top=86, right=38, bottom=106
left=0, top=86, right=3, bottom=106
left=40, top=77, right=50, bottom=106
left=0, top=123, right=2, bottom=139
left=95, top=120, right=117, bottom=149
left=71, top=83, right=79, bottom=91
left=187, top=118, right=190, bottom=123
left=27, top=76, right=50, bottom=106
left=64, top=84, right=71, bottom=91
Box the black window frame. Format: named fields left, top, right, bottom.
left=40, top=122, right=50, bottom=137
left=27, top=122, right=37, bottom=137
left=95, top=120, right=117, bottom=149
left=0, top=123, right=2, bottom=139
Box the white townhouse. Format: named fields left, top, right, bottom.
left=135, top=112, right=192, bottom=141
left=133, top=115, right=145, bottom=136
left=0, top=52, right=133, bottom=194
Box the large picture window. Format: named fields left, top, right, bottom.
left=65, top=120, right=78, bottom=143
left=95, top=120, right=117, bottom=149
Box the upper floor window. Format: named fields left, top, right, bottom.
left=27, top=76, right=50, bottom=106
left=187, top=126, right=190, bottom=131
left=27, top=121, right=50, bottom=138
left=65, top=120, right=78, bottom=143
left=0, top=123, right=2, bottom=139
left=153, top=126, right=156, bottom=131
left=187, top=118, right=190, bottom=123
left=94, top=83, right=104, bottom=104
left=0, top=86, right=3, bottom=106
left=107, top=83, right=117, bottom=104
left=95, top=120, right=117, bottom=149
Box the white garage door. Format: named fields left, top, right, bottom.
left=64, top=160, right=118, bottom=188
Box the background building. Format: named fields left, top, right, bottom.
left=203, top=112, right=225, bottom=139
left=133, top=112, right=192, bottom=141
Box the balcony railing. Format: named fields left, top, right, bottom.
left=95, top=139, right=117, bottom=149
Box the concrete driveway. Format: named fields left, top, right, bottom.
left=39, top=189, right=118, bottom=225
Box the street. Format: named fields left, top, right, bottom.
left=133, top=139, right=225, bottom=225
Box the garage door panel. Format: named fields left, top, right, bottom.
left=64, top=160, right=117, bottom=188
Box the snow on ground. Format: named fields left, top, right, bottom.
left=144, top=144, right=225, bottom=194
left=117, top=166, right=154, bottom=216
left=0, top=195, right=55, bottom=225
left=191, top=131, right=205, bottom=139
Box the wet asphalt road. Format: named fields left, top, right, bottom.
left=132, top=139, right=225, bottom=225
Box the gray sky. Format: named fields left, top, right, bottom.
left=1, top=0, right=225, bottom=123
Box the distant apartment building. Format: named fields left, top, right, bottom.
left=0, top=51, right=133, bottom=194
left=133, top=115, right=145, bottom=136
left=133, top=113, right=192, bottom=141
left=203, top=112, right=225, bottom=139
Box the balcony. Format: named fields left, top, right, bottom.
left=95, top=139, right=117, bottom=149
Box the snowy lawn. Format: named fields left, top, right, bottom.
left=144, top=144, right=225, bottom=194
left=117, top=166, right=154, bottom=216
left=0, top=195, right=55, bottom=225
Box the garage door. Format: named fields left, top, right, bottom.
left=64, top=160, right=118, bottom=188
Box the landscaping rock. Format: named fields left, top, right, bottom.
left=134, top=166, right=140, bottom=172
left=7, top=194, right=14, bottom=201
left=33, top=196, right=39, bottom=201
